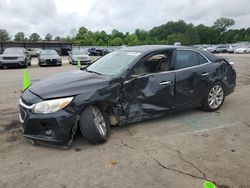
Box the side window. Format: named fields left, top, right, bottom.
left=133, top=52, right=171, bottom=76
left=175, top=51, right=199, bottom=70
left=197, top=53, right=208, bottom=64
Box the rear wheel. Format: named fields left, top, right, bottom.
left=202, top=82, right=225, bottom=112
left=79, top=105, right=110, bottom=144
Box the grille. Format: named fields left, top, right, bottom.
left=46, top=59, right=57, bottom=64
left=3, top=57, right=18, bottom=60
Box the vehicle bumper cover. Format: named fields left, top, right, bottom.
left=72, top=60, right=91, bottom=65
left=19, top=103, right=76, bottom=146
left=0, top=61, right=25, bottom=67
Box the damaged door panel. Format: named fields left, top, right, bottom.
left=120, top=72, right=175, bottom=124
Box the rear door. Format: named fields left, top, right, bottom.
left=174, top=49, right=212, bottom=108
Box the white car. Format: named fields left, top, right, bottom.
left=234, top=47, right=250, bottom=54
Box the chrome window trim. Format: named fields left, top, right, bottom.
left=173, top=62, right=212, bottom=72
left=128, top=49, right=213, bottom=77
left=131, top=62, right=212, bottom=77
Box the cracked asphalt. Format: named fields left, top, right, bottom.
left=0, top=54, right=250, bottom=188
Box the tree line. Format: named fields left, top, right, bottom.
left=0, top=18, right=249, bottom=46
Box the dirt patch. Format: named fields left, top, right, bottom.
left=1, top=119, right=19, bottom=131
left=217, top=185, right=230, bottom=188
left=74, top=148, right=82, bottom=152
left=5, top=135, right=18, bottom=142
left=238, top=74, right=250, bottom=86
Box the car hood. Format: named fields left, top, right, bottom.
left=28, top=70, right=112, bottom=99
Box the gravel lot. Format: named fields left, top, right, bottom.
left=0, top=54, right=250, bottom=188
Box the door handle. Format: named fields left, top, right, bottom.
left=159, top=81, right=172, bottom=85
left=201, top=72, right=209, bottom=76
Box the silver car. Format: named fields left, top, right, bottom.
left=69, top=49, right=91, bottom=65
left=0, top=48, right=31, bottom=69
left=27, top=48, right=41, bottom=57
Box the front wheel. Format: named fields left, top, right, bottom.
left=79, top=105, right=110, bottom=144
left=202, top=82, right=225, bottom=112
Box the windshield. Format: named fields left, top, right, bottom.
left=4, top=48, right=24, bottom=54
left=72, top=50, right=86, bottom=55
left=40, top=50, right=57, bottom=55
left=86, top=51, right=141, bottom=76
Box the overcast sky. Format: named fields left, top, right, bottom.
left=0, top=0, right=249, bottom=38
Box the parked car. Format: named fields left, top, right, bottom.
left=69, top=49, right=91, bottom=65
left=234, top=46, right=250, bottom=54
left=19, top=45, right=236, bottom=147
left=226, top=45, right=239, bottom=53
left=213, top=45, right=229, bottom=53
left=101, top=48, right=114, bottom=56
left=203, top=46, right=216, bottom=53
left=0, top=47, right=31, bottom=68
left=38, top=50, right=62, bottom=66
left=27, top=48, right=41, bottom=57
left=174, top=42, right=181, bottom=46
left=88, top=48, right=103, bottom=56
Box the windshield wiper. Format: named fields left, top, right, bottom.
left=86, top=69, right=102, bottom=75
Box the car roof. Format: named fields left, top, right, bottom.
left=119, top=45, right=220, bottom=62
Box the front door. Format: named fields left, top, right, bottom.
left=120, top=52, right=175, bottom=122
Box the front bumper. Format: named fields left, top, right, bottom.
left=40, top=59, right=62, bottom=66
left=0, top=60, right=26, bottom=67
left=72, top=60, right=91, bottom=65
left=19, top=99, right=76, bottom=146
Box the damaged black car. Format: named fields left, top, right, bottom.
left=19, top=45, right=236, bottom=147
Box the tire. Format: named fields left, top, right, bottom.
left=22, top=63, right=27, bottom=68
left=28, top=59, right=31, bottom=66
left=79, top=105, right=110, bottom=144
left=202, top=82, right=225, bottom=112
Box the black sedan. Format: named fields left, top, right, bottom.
left=38, top=50, right=62, bottom=66
left=19, top=45, right=236, bottom=147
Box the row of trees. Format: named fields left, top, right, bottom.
left=0, top=31, right=57, bottom=42
left=1, top=18, right=250, bottom=46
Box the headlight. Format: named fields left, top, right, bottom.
left=32, top=97, right=73, bottom=114
left=18, top=57, right=25, bottom=61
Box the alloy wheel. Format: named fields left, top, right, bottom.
left=208, top=85, right=224, bottom=109
left=92, top=106, right=106, bottom=136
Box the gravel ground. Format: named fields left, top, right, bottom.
left=0, top=54, right=249, bottom=188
